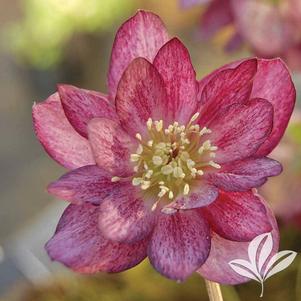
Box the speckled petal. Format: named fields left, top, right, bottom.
left=148, top=210, right=210, bottom=281
left=48, top=165, right=127, bottom=205
left=198, top=196, right=279, bottom=284
left=58, top=84, right=118, bottom=138
left=108, top=10, right=169, bottom=100
left=88, top=118, right=137, bottom=177
left=46, top=204, right=148, bottom=273
left=32, top=93, right=95, bottom=169
left=202, top=191, right=272, bottom=242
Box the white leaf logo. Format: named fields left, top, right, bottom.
left=228, top=232, right=297, bottom=297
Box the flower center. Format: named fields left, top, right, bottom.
left=126, top=113, right=220, bottom=201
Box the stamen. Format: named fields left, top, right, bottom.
left=190, top=112, right=200, bottom=122
left=130, top=154, right=140, bottom=162
left=183, top=184, right=190, bottom=195
left=209, top=161, right=221, bottom=169
left=152, top=156, right=163, bottom=166
left=147, top=118, right=153, bottom=130
left=111, top=176, right=121, bottom=182
left=129, top=118, right=219, bottom=202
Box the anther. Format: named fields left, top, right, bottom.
left=130, top=154, right=140, bottom=162
left=152, top=156, right=163, bottom=166
left=168, top=190, right=174, bottom=199
left=135, top=133, right=142, bottom=141
left=147, top=118, right=153, bottom=130
left=111, top=176, right=121, bottom=182
left=132, top=178, right=143, bottom=186
left=155, top=120, right=163, bottom=132
left=183, top=184, right=190, bottom=195
left=209, top=161, right=221, bottom=169
left=190, top=112, right=200, bottom=122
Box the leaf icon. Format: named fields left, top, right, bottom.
left=229, top=259, right=261, bottom=282
left=228, top=232, right=297, bottom=298
left=263, top=250, right=297, bottom=280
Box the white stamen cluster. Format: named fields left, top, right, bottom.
left=113, top=113, right=221, bottom=201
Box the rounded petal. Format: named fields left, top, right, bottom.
left=198, top=59, right=257, bottom=125
left=58, top=84, right=118, bottom=138
left=153, top=38, right=198, bottom=124
left=108, top=10, right=169, bottom=100
left=202, top=191, right=272, bottom=242
left=209, top=99, right=273, bottom=164
left=251, top=59, right=296, bottom=156
left=115, top=58, right=169, bottom=136
left=32, top=93, right=95, bottom=169
left=48, top=165, right=126, bottom=205
left=198, top=196, right=279, bottom=284
left=88, top=118, right=136, bottom=176
left=46, top=204, right=148, bottom=273
left=148, top=210, right=211, bottom=281
left=205, top=157, right=282, bottom=191
left=162, top=183, right=218, bottom=212
left=98, top=185, right=156, bottom=243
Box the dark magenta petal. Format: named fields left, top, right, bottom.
left=251, top=59, right=296, bottom=156
left=198, top=59, right=257, bottom=125
left=163, top=183, right=218, bottom=211
left=198, top=195, right=279, bottom=284
left=108, top=10, right=169, bottom=100
left=88, top=118, right=136, bottom=177
left=153, top=38, right=198, bottom=124
left=98, top=185, right=156, bottom=243
left=48, top=165, right=128, bottom=205
left=116, top=58, right=169, bottom=137
left=200, top=0, right=233, bottom=39
left=205, top=157, right=282, bottom=191
left=148, top=210, right=210, bottom=281
left=58, top=84, right=118, bottom=138
left=46, top=204, right=148, bottom=273
left=32, top=93, right=95, bottom=169
left=202, top=191, right=272, bottom=242
left=209, top=99, right=273, bottom=163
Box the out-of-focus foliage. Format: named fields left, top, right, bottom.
left=1, top=261, right=240, bottom=301
left=6, top=0, right=135, bottom=69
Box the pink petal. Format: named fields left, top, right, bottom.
left=205, top=157, right=282, bottom=191
left=153, top=38, right=198, bottom=124
left=209, top=99, right=273, bottom=164
left=202, top=191, right=272, bottom=242
left=200, top=0, right=233, bottom=39
left=115, top=58, right=169, bottom=137
left=98, top=185, right=156, bottom=243
left=148, top=210, right=210, bottom=281
left=32, top=93, right=95, bottom=169
left=232, top=0, right=294, bottom=57
left=198, top=196, right=279, bottom=284
left=46, top=204, right=148, bottom=273
left=87, top=118, right=136, bottom=177
left=58, top=84, right=118, bottom=138
left=198, top=59, right=257, bottom=125
left=108, top=10, right=169, bottom=100
left=197, top=58, right=251, bottom=100
left=251, top=59, right=296, bottom=156
left=48, top=165, right=126, bottom=205
left=163, top=183, right=218, bottom=211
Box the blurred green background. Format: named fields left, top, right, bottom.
left=0, top=0, right=300, bottom=300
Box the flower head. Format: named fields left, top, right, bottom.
left=33, top=10, right=295, bottom=283
left=184, top=0, right=301, bottom=71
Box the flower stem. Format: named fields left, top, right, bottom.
left=205, top=279, right=224, bottom=301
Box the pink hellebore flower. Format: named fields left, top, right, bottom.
left=33, top=11, right=295, bottom=284
left=183, top=0, right=301, bottom=71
